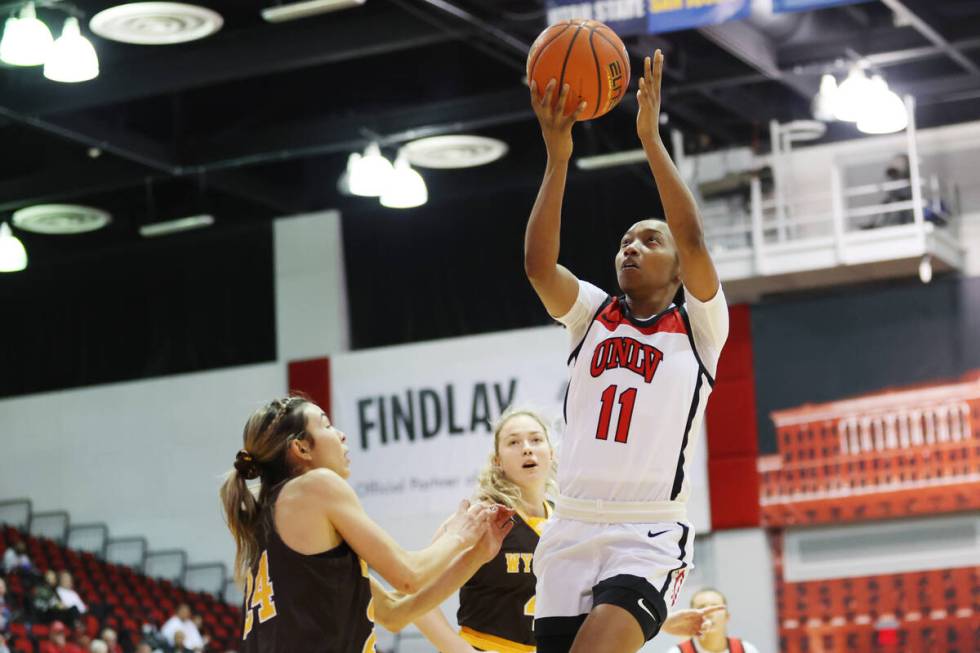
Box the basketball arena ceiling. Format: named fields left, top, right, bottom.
left=2, top=0, right=980, bottom=261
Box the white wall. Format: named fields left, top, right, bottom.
left=275, top=210, right=350, bottom=360
left=0, top=210, right=351, bottom=571
left=0, top=363, right=282, bottom=568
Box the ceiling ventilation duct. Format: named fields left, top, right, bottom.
left=90, top=3, right=223, bottom=45
left=12, top=204, right=111, bottom=234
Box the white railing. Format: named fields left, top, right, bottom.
left=701, top=172, right=958, bottom=258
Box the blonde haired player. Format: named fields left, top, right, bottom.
left=415, top=409, right=556, bottom=652
left=524, top=50, right=728, bottom=653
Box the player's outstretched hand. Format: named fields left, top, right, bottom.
left=472, top=504, right=516, bottom=563
left=440, top=499, right=491, bottom=549
left=636, top=49, right=664, bottom=144
left=530, top=78, right=587, bottom=162
left=661, top=605, right=726, bottom=637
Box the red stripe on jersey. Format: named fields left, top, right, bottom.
left=595, top=299, right=687, bottom=336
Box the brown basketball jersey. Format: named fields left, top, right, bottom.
left=457, top=504, right=551, bottom=653
left=240, top=487, right=376, bottom=653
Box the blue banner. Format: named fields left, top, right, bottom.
left=772, top=0, right=869, bottom=12
left=545, top=1, right=647, bottom=36
left=647, top=0, right=750, bottom=34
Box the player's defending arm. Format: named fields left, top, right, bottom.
left=372, top=508, right=515, bottom=633
left=524, top=79, right=587, bottom=318
left=636, top=50, right=720, bottom=303
left=306, top=470, right=489, bottom=594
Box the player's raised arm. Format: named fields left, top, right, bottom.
left=524, top=79, right=587, bottom=318
left=636, top=50, right=720, bottom=303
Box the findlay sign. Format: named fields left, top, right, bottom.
left=330, top=326, right=570, bottom=534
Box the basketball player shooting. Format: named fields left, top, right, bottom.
left=524, top=50, right=729, bottom=653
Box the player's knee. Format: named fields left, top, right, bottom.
left=535, top=615, right=587, bottom=653
left=592, top=574, right=667, bottom=641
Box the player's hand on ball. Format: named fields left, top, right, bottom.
left=661, top=605, right=726, bottom=637
left=530, top=78, right=587, bottom=162
left=636, top=50, right=664, bottom=144
left=473, top=504, right=516, bottom=563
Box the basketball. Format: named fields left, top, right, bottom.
left=526, top=19, right=631, bottom=121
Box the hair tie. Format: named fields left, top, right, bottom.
left=234, top=449, right=260, bottom=480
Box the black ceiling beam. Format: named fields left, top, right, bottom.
left=879, top=0, right=980, bottom=75
left=182, top=87, right=535, bottom=171
left=0, top=157, right=151, bottom=212
left=697, top=21, right=818, bottom=101
left=1, top=8, right=466, bottom=117
left=892, top=72, right=980, bottom=100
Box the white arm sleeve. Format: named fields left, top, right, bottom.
left=683, top=284, right=729, bottom=378
left=742, top=642, right=761, bottom=653
left=555, top=280, right=609, bottom=350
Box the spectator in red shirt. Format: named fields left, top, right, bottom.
left=38, top=621, right=84, bottom=653
left=100, top=629, right=122, bottom=653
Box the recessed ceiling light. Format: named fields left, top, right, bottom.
left=90, top=2, right=223, bottom=45
left=12, top=204, right=111, bottom=234
left=401, top=135, right=508, bottom=169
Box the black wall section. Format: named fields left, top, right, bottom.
left=0, top=222, right=276, bottom=398
left=751, top=276, right=980, bottom=454
left=341, top=167, right=667, bottom=349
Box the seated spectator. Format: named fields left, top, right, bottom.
left=2, top=541, right=32, bottom=574
left=73, top=628, right=91, bottom=652
left=32, top=570, right=73, bottom=626
left=38, top=621, right=84, bottom=653
left=55, top=572, right=87, bottom=615
left=190, top=615, right=210, bottom=651
left=0, top=578, right=10, bottom=634
left=99, top=629, right=122, bottom=653
left=169, top=631, right=192, bottom=653
left=0, top=633, right=10, bottom=653
left=89, top=641, right=108, bottom=653
left=160, top=604, right=203, bottom=651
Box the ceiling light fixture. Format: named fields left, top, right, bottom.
left=0, top=222, right=28, bottom=273
left=856, top=76, right=908, bottom=134
left=833, top=67, right=872, bottom=123
left=0, top=2, right=53, bottom=66
left=811, top=74, right=838, bottom=122
left=380, top=154, right=427, bottom=209
left=43, top=16, right=99, bottom=82
left=918, top=255, right=932, bottom=284
left=261, top=0, right=365, bottom=23
left=347, top=143, right=393, bottom=197
left=139, top=214, right=215, bottom=237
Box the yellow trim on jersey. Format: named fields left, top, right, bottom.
left=515, top=501, right=552, bottom=537
left=460, top=627, right=535, bottom=653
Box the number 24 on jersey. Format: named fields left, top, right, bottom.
left=242, top=550, right=278, bottom=639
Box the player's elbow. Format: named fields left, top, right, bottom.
left=391, top=567, right=421, bottom=595
left=523, top=255, right=552, bottom=284
left=374, top=605, right=410, bottom=633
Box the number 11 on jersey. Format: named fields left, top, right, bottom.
left=595, top=384, right=637, bottom=443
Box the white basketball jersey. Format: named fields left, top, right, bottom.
left=557, top=280, right=729, bottom=504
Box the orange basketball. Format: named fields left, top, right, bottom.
left=527, top=19, right=631, bottom=121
